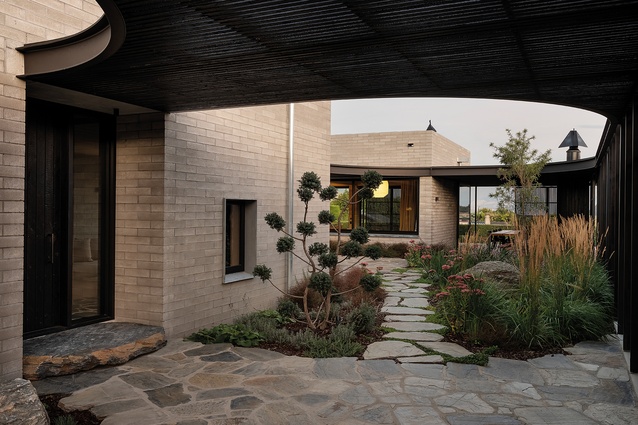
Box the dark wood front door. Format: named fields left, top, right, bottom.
left=24, top=100, right=115, bottom=338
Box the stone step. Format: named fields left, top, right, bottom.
left=382, top=306, right=430, bottom=315
left=419, top=342, right=473, bottom=357
left=397, top=355, right=444, bottom=364
left=384, top=332, right=444, bottom=342
left=23, top=322, right=166, bottom=380
left=386, top=292, right=427, bottom=298
left=384, top=322, right=446, bottom=332
left=385, top=315, right=432, bottom=322
left=400, top=298, right=430, bottom=308
left=362, top=341, right=425, bottom=360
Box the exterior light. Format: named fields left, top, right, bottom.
left=373, top=180, right=389, bottom=198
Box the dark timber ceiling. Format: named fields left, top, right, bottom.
left=21, top=0, right=638, bottom=118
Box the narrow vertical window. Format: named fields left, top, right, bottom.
left=225, top=200, right=245, bottom=274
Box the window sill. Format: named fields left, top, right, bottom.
left=224, top=271, right=254, bottom=284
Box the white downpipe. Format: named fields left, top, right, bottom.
left=287, top=103, right=295, bottom=292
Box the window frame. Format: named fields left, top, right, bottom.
left=329, top=178, right=419, bottom=235
left=223, top=199, right=257, bottom=283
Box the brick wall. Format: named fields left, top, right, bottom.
left=116, top=102, right=330, bottom=338
left=429, top=177, right=459, bottom=247
left=290, top=102, right=332, bottom=285
left=331, top=130, right=467, bottom=248
left=331, top=130, right=470, bottom=168
left=115, top=112, right=167, bottom=328
left=0, top=0, right=101, bottom=380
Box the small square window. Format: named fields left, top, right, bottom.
left=224, top=199, right=256, bottom=283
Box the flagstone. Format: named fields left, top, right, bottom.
left=382, top=306, right=429, bottom=315
left=383, top=297, right=402, bottom=307
left=514, top=407, right=598, bottom=424
left=434, top=392, right=494, bottom=414
left=363, top=341, right=425, bottom=360
left=386, top=292, right=427, bottom=298
left=400, top=288, right=428, bottom=293
left=596, top=366, right=630, bottom=381
left=383, top=331, right=444, bottom=342
left=400, top=298, right=430, bottom=308
left=385, top=315, right=431, bottom=322
left=398, top=355, right=444, bottom=364
left=540, top=368, right=600, bottom=387
left=383, top=322, right=446, bottom=332
left=419, top=342, right=473, bottom=357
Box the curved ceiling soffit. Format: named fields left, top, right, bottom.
left=17, top=0, right=125, bottom=77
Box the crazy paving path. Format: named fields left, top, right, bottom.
left=32, top=259, right=637, bottom=424
left=363, top=268, right=473, bottom=363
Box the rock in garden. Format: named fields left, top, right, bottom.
left=0, top=378, right=49, bottom=425
left=464, top=261, right=520, bottom=287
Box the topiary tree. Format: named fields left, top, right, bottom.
left=253, top=170, right=384, bottom=330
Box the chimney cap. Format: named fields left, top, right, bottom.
left=559, top=129, right=587, bottom=148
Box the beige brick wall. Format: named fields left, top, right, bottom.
left=290, top=102, right=332, bottom=285
left=331, top=130, right=470, bottom=168
left=426, top=177, right=459, bottom=247
left=115, top=112, right=167, bottom=328
left=331, top=130, right=467, bottom=249
left=0, top=0, right=102, bottom=380
left=115, top=102, right=330, bottom=338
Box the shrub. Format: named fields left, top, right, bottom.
left=287, top=278, right=324, bottom=310
left=333, top=266, right=387, bottom=307
left=186, top=324, right=263, bottom=347
left=405, top=241, right=463, bottom=287
left=302, top=325, right=363, bottom=358
left=345, top=303, right=378, bottom=334
left=434, top=274, right=506, bottom=342
left=277, top=298, right=302, bottom=320
left=503, top=215, right=614, bottom=349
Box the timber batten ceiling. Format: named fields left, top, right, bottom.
left=20, top=0, right=638, bottom=118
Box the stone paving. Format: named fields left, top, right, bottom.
left=31, top=258, right=638, bottom=424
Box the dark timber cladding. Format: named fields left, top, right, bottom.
left=19, top=1, right=638, bottom=117
left=17, top=2, right=638, bottom=370
left=596, top=100, right=638, bottom=372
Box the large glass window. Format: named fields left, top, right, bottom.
left=330, top=178, right=418, bottom=234
left=515, top=186, right=558, bottom=216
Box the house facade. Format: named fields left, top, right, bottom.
left=1, top=0, right=332, bottom=380
left=2, top=0, right=637, bottom=380
left=331, top=130, right=470, bottom=246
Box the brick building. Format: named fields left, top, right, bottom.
left=3, top=0, right=637, bottom=379
left=331, top=128, right=470, bottom=246
left=0, top=0, right=333, bottom=380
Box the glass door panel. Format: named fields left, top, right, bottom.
left=71, top=122, right=101, bottom=320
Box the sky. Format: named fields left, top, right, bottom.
left=330, top=98, right=607, bottom=166
left=330, top=98, right=607, bottom=210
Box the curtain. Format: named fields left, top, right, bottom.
left=399, top=179, right=418, bottom=232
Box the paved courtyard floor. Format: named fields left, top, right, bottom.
left=32, top=258, right=637, bottom=424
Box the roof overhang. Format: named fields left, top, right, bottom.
left=331, top=157, right=597, bottom=187
left=17, top=1, right=638, bottom=122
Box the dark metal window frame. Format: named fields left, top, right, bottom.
left=225, top=199, right=247, bottom=274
